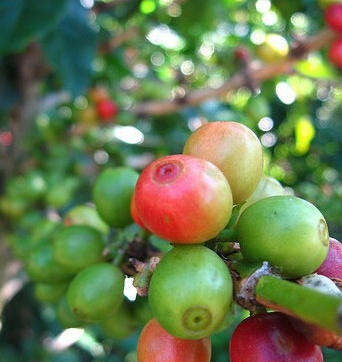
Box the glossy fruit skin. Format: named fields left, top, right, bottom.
left=56, top=297, right=87, bottom=329
left=100, top=300, right=138, bottom=340
left=149, top=245, right=233, bottom=339
left=316, top=237, right=342, bottom=280
left=256, top=34, right=289, bottom=63
left=229, top=312, right=323, bottom=362
left=329, top=38, right=342, bottom=69
left=325, top=4, right=342, bottom=33
left=66, top=263, right=124, bottom=322
left=133, top=296, right=154, bottom=326
left=93, top=167, right=139, bottom=228
left=96, top=99, right=118, bottom=121
left=64, top=204, right=110, bottom=235
left=34, top=282, right=68, bottom=304
left=135, top=154, right=233, bottom=244
left=137, top=318, right=211, bottom=362
left=237, top=196, right=329, bottom=278
left=27, top=243, right=74, bottom=283
left=238, top=175, right=285, bottom=216
left=53, top=225, right=105, bottom=274
left=183, top=121, right=263, bottom=204
left=130, top=190, right=149, bottom=230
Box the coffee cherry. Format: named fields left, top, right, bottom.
left=316, top=237, right=342, bottom=280
left=234, top=46, right=250, bottom=62
left=67, top=263, right=124, bottom=322
left=137, top=318, right=211, bottom=362
left=237, top=196, right=329, bottom=278
left=229, top=312, right=323, bottom=362
left=329, top=38, right=342, bottom=68
left=53, top=225, right=105, bottom=274
left=56, top=297, right=87, bottom=329
left=149, top=245, right=233, bottom=339
left=64, top=204, right=110, bottom=235
left=100, top=300, right=138, bottom=340
left=135, top=154, right=233, bottom=244
left=27, top=243, right=74, bottom=283
left=325, top=3, right=342, bottom=33
left=34, top=282, right=68, bottom=304
left=130, top=190, right=149, bottom=230
left=93, top=167, right=139, bottom=228
left=183, top=121, right=263, bottom=204
left=96, top=99, right=118, bottom=121
left=238, top=174, right=285, bottom=215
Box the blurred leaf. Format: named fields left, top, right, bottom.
left=0, top=0, right=23, bottom=53
left=295, top=117, right=315, bottom=155
left=0, top=0, right=68, bottom=54
left=295, top=55, right=337, bottom=80
left=41, top=0, right=97, bottom=96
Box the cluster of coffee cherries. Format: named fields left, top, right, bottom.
left=15, top=120, right=342, bottom=361
left=131, top=121, right=342, bottom=362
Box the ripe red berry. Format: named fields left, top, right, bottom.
left=135, top=154, right=233, bottom=244
left=137, top=318, right=211, bottom=362
left=96, top=99, right=118, bottom=121
left=234, top=46, right=250, bottom=62
left=325, top=3, right=342, bottom=33
left=130, top=190, right=149, bottom=231
left=0, top=131, right=13, bottom=147
left=229, top=312, right=323, bottom=362
left=316, top=237, right=342, bottom=280
left=328, top=38, right=342, bottom=68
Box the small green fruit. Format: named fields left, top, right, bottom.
left=237, top=196, right=329, bottom=278
left=66, top=263, right=124, bottom=322
left=149, top=245, right=233, bottom=339
left=53, top=225, right=105, bottom=274
left=34, top=282, right=68, bottom=304
left=93, top=168, right=139, bottom=228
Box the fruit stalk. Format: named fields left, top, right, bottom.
left=255, top=275, right=342, bottom=335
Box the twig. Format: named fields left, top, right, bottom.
left=93, top=0, right=131, bottom=13
left=100, top=26, right=140, bottom=53
left=131, top=28, right=337, bottom=117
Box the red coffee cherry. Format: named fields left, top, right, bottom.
left=135, top=154, right=233, bottom=244
left=137, top=318, right=211, bottom=362
left=325, top=3, right=342, bottom=33
left=130, top=190, right=149, bottom=231
left=229, top=312, right=323, bottom=362
left=328, top=38, right=342, bottom=68
left=96, top=99, right=118, bottom=121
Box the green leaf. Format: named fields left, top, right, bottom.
left=295, top=55, right=338, bottom=80
left=0, top=0, right=68, bottom=54
left=0, top=0, right=23, bottom=52
left=41, top=0, right=98, bottom=96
